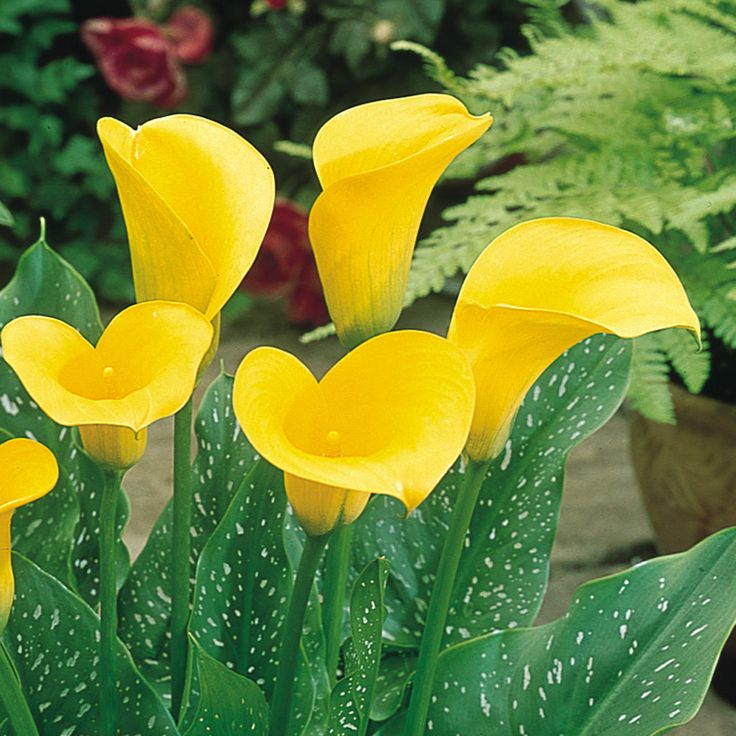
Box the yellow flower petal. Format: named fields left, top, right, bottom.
left=449, top=217, right=701, bottom=461
left=98, top=115, right=275, bottom=320
left=309, top=94, right=492, bottom=347
left=78, top=426, right=147, bottom=471
left=233, top=330, right=475, bottom=515
left=1, top=301, right=213, bottom=433
left=0, top=438, right=59, bottom=514
left=0, top=439, right=57, bottom=634
left=284, top=474, right=370, bottom=537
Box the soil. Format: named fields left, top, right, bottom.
left=123, top=294, right=736, bottom=734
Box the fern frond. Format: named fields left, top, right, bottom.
left=628, top=334, right=676, bottom=424
left=660, top=328, right=710, bottom=393
left=389, top=41, right=467, bottom=97
left=273, top=140, right=312, bottom=160
left=664, top=247, right=736, bottom=348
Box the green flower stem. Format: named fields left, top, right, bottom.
left=0, top=640, right=39, bottom=736
left=171, top=395, right=194, bottom=718
left=322, top=523, right=352, bottom=684
left=269, top=533, right=331, bottom=736
left=404, top=458, right=490, bottom=736
left=99, top=468, right=123, bottom=736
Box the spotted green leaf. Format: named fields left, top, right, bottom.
left=118, top=372, right=257, bottom=700
left=328, top=558, right=389, bottom=736
left=418, top=526, right=736, bottom=734
left=352, top=334, right=632, bottom=654
left=2, top=553, right=178, bottom=735
left=0, top=235, right=129, bottom=605
left=180, top=638, right=268, bottom=736
left=188, top=459, right=329, bottom=736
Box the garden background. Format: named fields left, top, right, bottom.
left=2, top=0, right=735, bottom=732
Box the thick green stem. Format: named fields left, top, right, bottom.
left=171, top=396, right=194, bottom=718
left=99, top=469, right=122, bottom=736
left=404, top=459, right=490, bottom=736
left=322, top=524, right=352, bottom=684
left=269, top=533, right=330, bottom=736
left=0, top=641, right=39, bottom=736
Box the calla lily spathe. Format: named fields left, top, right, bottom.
left=97, top=114, right=275, bottom=322
left=1, top=301, right=213, bottom=470
left=0, top=439, right=58, bottom=634
left=449, top=217, right=701, bottom=462
left=309, top=94, right=492, bottom=348
left=233, top=330, right=475, bottom=536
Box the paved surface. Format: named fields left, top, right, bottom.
left=123, top=296, right=736, bottom=734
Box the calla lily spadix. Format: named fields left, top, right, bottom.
left=97, top=114, right=275, bottom=323
left=232, top=330, right=475, bottom=536
left=309, top=94, right=492, bottom=348
left=0, top=439, right=58, bottom=634
left=449, top=217, right=701, bottom=462
left=1, top=301, right=213, bottom=470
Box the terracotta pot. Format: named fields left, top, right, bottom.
left=630, top=381, right=736, bottom=684
left=629, top=382, right=736, bottom=555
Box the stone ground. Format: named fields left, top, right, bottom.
left=123, top=295, right=736, bottom=734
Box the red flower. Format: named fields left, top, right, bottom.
left=243, top=201, right=329, bottom=327
left=165, top=7, right=214, bottom=64
left=81, top=17, right=186, bottom=107
left=265, top=0, right=288, bottom=9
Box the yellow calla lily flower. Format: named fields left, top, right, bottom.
left=97, top=114, right=275, bottom=322
left=232, top=330, right=476, bottom=536
left=1, top=301, right=213, bottom=470
left=0, top=438, right=58, bottom=634
left=449, top=217, right=701, bottom=462
left=309, top=94, right=492, bottom=348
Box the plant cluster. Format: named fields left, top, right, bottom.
left=402, top=0, right=736, bottom=421
left=0, top=94, right=734, bottom=736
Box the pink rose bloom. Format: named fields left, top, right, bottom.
left=243, top=200, right=329, bottom=327
left=81, top=17, right=186, bottom=107
left=165, top=7, right=214, bottom=64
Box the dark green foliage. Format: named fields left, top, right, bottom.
left=0, top=0, right=132, bottom=301
left=406, top=0, right=736, bottom=420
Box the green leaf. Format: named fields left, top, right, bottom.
left=352, top=334, right=633, bottom=655
left=188, top=459, right=329, bottom=736
left=180, top=639, right=268, bottom=736
left=117, top=372, right=257, bottom=700
left=2, top=554, right=178, bottom=734
left=0, top=236, right=129, bottom=606
left=327, top=558, right=389, bottom=735
left=419, top=526, right=736, bottom=734
left=0, top=201, right=12, bottom=227
left=0, top=234, right=102, bottom=341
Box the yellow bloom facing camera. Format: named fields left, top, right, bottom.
left=1, top=301, right=213, bottom=470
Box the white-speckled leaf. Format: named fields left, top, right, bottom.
left=352, top=334, right=632, bottom=654
left=189, top=459, right=329, bottom=736
left=180, top=638, right=267, bottom=736
left=415, top=526, right=736, bottom=735
left=370, top=652, right=417, bottom=723
left=3, top=553, right=179, bottom=734
left=0, top=237, right=129, bottom=605
left=118, top=372, right=257, bottom=699
left=327, top=558, right=389, bottom=736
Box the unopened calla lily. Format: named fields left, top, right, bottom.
left=97, top=114, right=275, bottom=325
left=1, top=301, right=213, bottom=470
left=449, top=217, right=701, bottom=462
left=0, top=438, right=58, bottom=634
left=309, top=94, right=492, bottom=347
left=233, top=330, right=476, bottom=536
